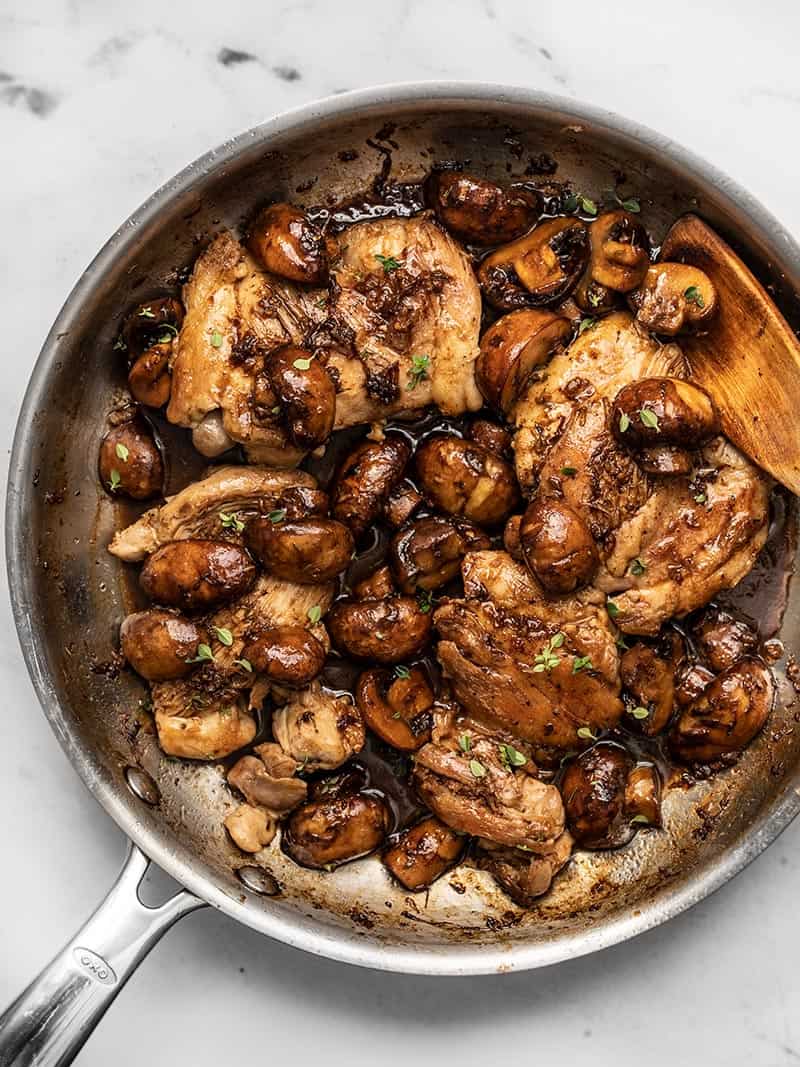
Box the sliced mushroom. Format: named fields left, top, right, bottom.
left=620, top=642, right=675, bottom=736
left=224, top=804, right=276, bottom=853
left=99, top=417, right=163, bottom=500
left=572, top=274, right=616, bottom=315
left=246, top=517, right=353, bottom=584
left=415, top=435, right=520, bottom=526
left=139, top=539, right=256, bottom=610
left=611, top=377, right=719, bottom=450
left=477, top=217, right=589, bottom=310
left=625, top=764, right=661, bottom=828
left=247, top=203, right=330, bottom=285
left=389, top=515, right=490, bottom=593
left=283, top=793, right=391, bottom=869
left=120, top=609, right=205, bottom=681
left=327, top=596, right=433, bottom=663
left=587, top=210, right=650, bottom=292
left=675, top=663, right=716, bottom=707
left=477, top=309, right=572, bottom=413
left=383, top=816, right=464, bottom=891
left=121, top=297, right=184, bottom=360
left=519, top=496, right=598, bottom=594
left=128, top=342, right=172, bottom=408
left=669, top=657, right=773, bottom=763
left=635, top=444, right=694, bottom=476
left=331, top=436, right=411, bottom=539
left=355, top=666, right=434, bottom=752
left=242, top=626, right=326, bottom=687
left=383, top=482, right=423, bottom=528
left=425, top=170, right=541, bottom=245
left=629, top=263, right=717, bottom=335
left=267, top=345, right=336, bottom=449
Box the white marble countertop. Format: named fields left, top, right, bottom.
left=2, top=1, right=800, bottom=1063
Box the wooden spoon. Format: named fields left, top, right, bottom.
left=659, top=213, right=800, bottom=494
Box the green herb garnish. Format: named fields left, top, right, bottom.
left=498, top=743, right=527, bottom=768
left=115, top=442, right=129, bottom=462
left=417, top=588, right=435, bottom=614
left=615, top=193, right=641, bottom=213
left=394, top=665, right=411, bottom=680
left=578, top=317, right=596, bottom=335
left=631, top=706, right=649, bottom=720
left=108, top=469, right=121, bottom=492
left=639, top=408, right=659, bottom=430
left=577, top=726, right=597, bottom=741
left=458, top=733, right=472, bottom=753
left=293, top=356, right=312, bottom=370
left=234, top=658, right=253, bottom=673
left=572, top=655, right=593, bottom=674
left=187, top=643, right=215, bottom=664
left=210, top=331, right=223, bottom=348
left=469, top=759, right=487, bottom=778
left=619, top=413, right=630, bottom=433
left=268, top=509, right=286, bottom=524
left=307, top=605, right=322, bottom=625
left=375, top=253, right=402, bottom=273
left=212, top=626, right=234, bottom=647
left=684, top=286, right=705, bottom=308
left=606, top=600, right=620, bottom=619
left=219, top=511, right=245, bottom=534
left=533, top=632, right=564, bottom=673
left=629, top=558, right=647, bottom=576
left=561, top=466, right=577, bottom=477
left=138, top=306, right=155, bottom=318
left=407, top=353, right=430, bottom=391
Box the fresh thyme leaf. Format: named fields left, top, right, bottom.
left=498, top=743, right=527, bottom=768
left=629, top=558, right=647, bottom=576
left=375, top=253, right=402, bottom=273
left=138, top=306, right=155, bottom=318
left=407, top=353, right=430, bottom=391
left=115, top=442, right=129, bottom=462
left=307, top=605, right=322, bottom=625
left=615, top=193, right=641, bottom=213
left=630, top=814, right=650, bottom=825
left=219, top=511, right=245, bottom=534
left=639, top=407, right=659, bottom=430
left=631, top=706, right=649, bottom=720
left=210, top=330, right=223, bottom=348
left=572, top=655, right=593, bottom=674
left=587, top=288, right=604, bottom=308
left=561, top=466, right=578, bottom=477
left=417, top=588, right=434, bottom=614
left=578, top=317, right=596, bottom=335
left=268, top=509, right=286, bottom=524
left=156, top=323, right=178, bottom=343
left=619, top=412, right=630, bottom=433
left=458, top=733, right=472, bottom=753
left=469, top=759, right=487, bottom=778
left=534, top=633, right=563, bottom=672
left=293, top=356, right=313, bottom=370
left=694, top=492, right=707, bottom=504
left=615, top=632, right=630, bottom=650
left=212, top=626, right=234, bottom=647
left=394, top=665, right=411, bottom=679
left=577, top=194, right=598, bottom=216
left=562, top=193, right=579, bottom=213
left=606, top=600, right=620, bottom=619
left=113, top=338, right=127, bottom=351
left=187, top=643, right=215, bottom=664
left=684, top=285, right=705, bottom=308
left=551, top=631, right=565, bottom=648
left=576, top=726, right=597, bottom=741
left=108, top=469, right=121, bottom=492
left=234, top=658, right=253, bottom=673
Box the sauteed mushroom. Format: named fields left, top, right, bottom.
left=620, top=642, right=676, bottom=736
left=128, top=342, right=172, bottom=408
left=629, top=262, right=717, bottom=334
left=283, top=793, right=391, bottom=869
left=120, top=609, right=206, bottom=682
left=611, top=377, right=719, bottom=450
left=477, top=309, right=571, bottom=413
left=328, top=596, right=433, bottom=663
left=519, top=497, right=598, bottom=594
left=425, top=170, right=541, bottom=245
left=467, top=418, right=513, bottom=457
left=415, top=435, right=520, bottom=526
left=267, top=345, right=336, bottom=449
left=140, top=539, right=256, bottom=610
left=356, top=665, right=434, bottom=751
left=331, top=436, right=411, bottom=539
left=246, top=517, right=353, bottom=584
left=562, top=743, right=658, bottom=848
left=390, top=515, right=489, bottom=593
left=99, top=417, right=163, bottom=500
left=477, top=217, right=588, bottom=309
left=247, top=202, right=330, bottom=285
left=242, top=626, right=326, bottom=687
left=587, top=210, right=650, bottom=292
left=352, top=565, right=396, bottom=600
left=383, top=816, right=464, bottom=890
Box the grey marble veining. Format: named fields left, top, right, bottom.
left=1, top=1, right=800, bottom=1064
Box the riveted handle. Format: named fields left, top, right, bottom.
left=0, top=844, right=205, bottom=1066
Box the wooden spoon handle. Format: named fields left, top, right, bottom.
left=660, top=214, right=800, bottom=494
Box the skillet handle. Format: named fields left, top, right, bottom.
left=0, top=843, right=205, bottom=1066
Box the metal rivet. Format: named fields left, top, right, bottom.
left=124, top=766, right=160, bottom=806
left=237, top=866, right=280, bottom=896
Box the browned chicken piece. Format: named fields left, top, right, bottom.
left=475, top=831, right=574, bottom=905
left=595, top=439, right=770, bottom=634
left=108, top=465, right=320, bottom=561
left=271, top=682, right=366, bottom=771
left=512, top=311, right=686, bottom=492
left=223, top=804, right=277, bottom=853
left=166, top=221, right=481, bottom=464
left=330, top=217, right=483, bottom=416
left=154, top=696, right=257, bottom=761
left=413, top=707, right=568, bottom=854
left=435, top=551, right=623, bottom=753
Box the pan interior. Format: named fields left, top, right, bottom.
left=9, top=89, right=800, bottom=973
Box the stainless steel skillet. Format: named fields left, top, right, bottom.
left=4, top=82, right=800, bottom=1067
